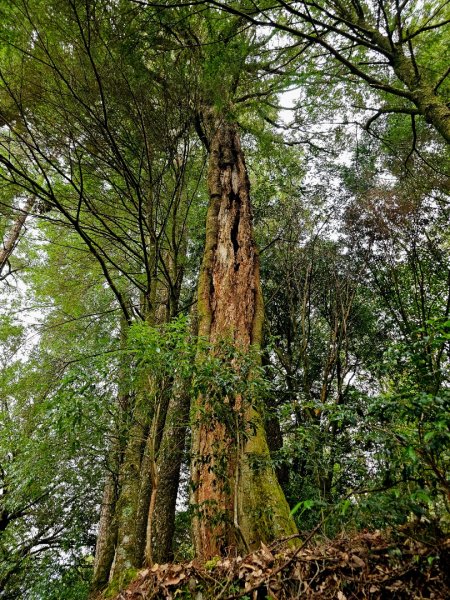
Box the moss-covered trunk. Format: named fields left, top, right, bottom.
left=391, top=52, right=450, bottom=144
left=145, top=308, right=195, bottom=565
left=110, top=395, right=150, bottom=582
left=98, top=371, right=173, bottom=591
left=109, top=327, right=172, bottom=584
left=136, top=374, right=174, bottom=564
left=191, top=116, right=297, bottom=560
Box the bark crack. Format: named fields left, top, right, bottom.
left=231, top=202, right=240, bottom=269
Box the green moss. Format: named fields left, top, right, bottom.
left=251, top=280, right=265, bottom=347
left=103, top=568, right=139, bottom=598
left=238, top=414, right=299, bottom=548
left=205, top=556, right=221, bottom=570
left=197, top=187, right=221, bottom=328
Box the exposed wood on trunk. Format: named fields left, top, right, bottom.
left=191, top=115, right=297, bottom=560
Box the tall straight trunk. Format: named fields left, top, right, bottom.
left=95, top=369, right=163, bottom=590
left=91, top=317, right=130, bottom=593
left=108, top=276, right=160, bottom=583
left=0, top=196, right=35, bottom=278
left=92, top=148, right=194, bottom=588
left=110, top=353, right=169, bottom=580
left=110, top=395, right=150, bottom=580
left=144, top=238, right=192, bottom=565
left=101, top=255, right=188, bottom=588
left=111, top=383, right=172, bottom=579
left=145, top=382, right=189, bottom=563
left=91, top=396, right=130, bottom=591
left=136, top=384, right=171, bottom=562
left=191, top=116, right=297, bottom=560
left=91, top=460, right=120, bottom=592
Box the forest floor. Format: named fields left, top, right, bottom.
left=112, top=527, right=449, bottom=599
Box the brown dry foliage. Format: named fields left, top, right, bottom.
left=112, top=529, right=449, bottom=599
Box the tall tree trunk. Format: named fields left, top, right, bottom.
left=110, top=395, right=150, bottom=581
left=146, top=378, right=191, bottom=564
left=145, top=236, right=192, bottom=565
left=108, top=278, right=160, bottom=583
left=136, top=383, right=171, bottom=563
left=191, top=115, right=297, bottom=560
left=0, top=196, right=35, bottom=279
left=99, top=250, right=188, bottom=588
left=110, top=363, right=169, bottom=581
left=262, top=350, right=290, bottom=490
left=264, top=404, right=290, bottom=490
left=91, top=461, right=120, bottom=593
left=91, top=317, right=130, bottom=593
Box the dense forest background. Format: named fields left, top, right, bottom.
left=0, top=1, right=449, bottom=598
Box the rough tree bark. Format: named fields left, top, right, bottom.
left=191, top=115, right=297, bottom=560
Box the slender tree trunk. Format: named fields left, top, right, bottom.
left=0, top=196, right=35, bottom=278
left=261, top=351, right=290, bottom=489
left=91, top=464, right=120, bottom=592
left=109, top=279, right=160, bottom=583
left=97, top=370, right=163, bottom=588
left=264, top=405, right=289, bottom=490
left=145, top=240, right=192, bottom=565
left=191, top=115, right=297, bottom=560
left=147, top=367, right=191, bottom=563
left=110, top=372, right=167, bottom=579
left=102, top=254, right=188, bottom=587
left=92, top=158, right=193, bottom=588
left=110, top=396, right=149, bottom=580
left=136, top=384, right=171, bottom=563
left=91, top=317, right=130, bottom=594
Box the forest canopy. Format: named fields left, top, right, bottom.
left=0, top=0, right=449, bottom=598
